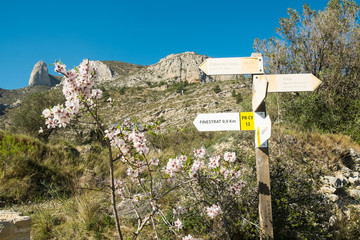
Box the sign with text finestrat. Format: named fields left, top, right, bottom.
left=193, top=112, right=240, bottom=132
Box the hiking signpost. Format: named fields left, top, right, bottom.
left=195, top=53, right=322, bottom=240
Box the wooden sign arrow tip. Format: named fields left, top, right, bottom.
left=312, top=75, right=322, bottom=90
left=199, top=60, right=208, bottom=75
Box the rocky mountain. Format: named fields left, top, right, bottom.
left=25, top=52, right=241, bottom=89
left=28, top=61, right=61, bottom=87
left=0, top=52, right=201, bottom=116
left=0, top=52, right=241, bottom=115
left=107, top=52, right=239, bottom=87
left=28, top=61, right=51, bottom=87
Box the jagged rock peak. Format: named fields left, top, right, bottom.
left=149, top=52, right=208, bottom=83
left=94, top=61, right=115, bottom=83
left=112, top=52, right=239, bottom=88
left=123, top=52, right=211, bottom=87
left=28, top=61, right=51, bottom=87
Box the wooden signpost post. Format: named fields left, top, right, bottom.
left=196, top=53, right=321, bottom=240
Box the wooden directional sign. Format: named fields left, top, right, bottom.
left=254, top=113, right=271, bottom=148
left=199, top=57, right=264, bottom=75
left=255, top=73, right=321, bottom=92
left=193, top=112, right=240, bottom=132
left=252, top=75, right=268, bottom=112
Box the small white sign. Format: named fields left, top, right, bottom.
left=254, top=112, right=271, bottom=148
left=193, top=112, right=240, bottom=132
left=199, top=57, right=264, bottom=75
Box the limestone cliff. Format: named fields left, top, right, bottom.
left=28, top=61, right=52, bottom=87
left=108, top=52, right=238, bottom=87
left=94, top=61, right=115, bottom=83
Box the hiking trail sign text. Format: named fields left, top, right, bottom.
left=193, top=112, right=260, bottom=132
left=193, top=112, right=241, bottom=132
left=199, top=57, right=264, bottom=75
left=255, top=73, right=322, bottom=92
left=240, top=112, right=254, bottom=131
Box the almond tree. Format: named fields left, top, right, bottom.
left=41, top=59, right=255, bottom=239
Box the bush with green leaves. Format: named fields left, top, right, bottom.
left=254, top=0, right=360, bottom=142
left=213, top=85, right=221, bottom=94
left=231, top=89, right=236, bottom=97
left=7, top=88, right=64, bottom=138
left=119, top=87, right=126, bottom=95
left=0, top=131, right=79, bottom=206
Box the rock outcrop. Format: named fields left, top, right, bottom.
left=111, top=52, right=238, bottom=87
left=0, top=211, right=31, bottom=240
left=28, top=61, right=52, bottom=87
left=27, top=53, right=240, bottom=88
left=94, top=61, right=115, bottom=83
left=320, top=148, right=360, bottom=219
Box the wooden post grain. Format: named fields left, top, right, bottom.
left=255, top=102, right=273, bottom=239
left=251, top=52, right=273, bottom=239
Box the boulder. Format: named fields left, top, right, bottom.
left=349, top=176, right=360, bottom=186
left=341, top=166, right=352, bottom=178
left=327, top=194, right=339, bottom=202
left=349, top=189, right=360, bottom=199
left=0, top=211, right=31, bottom=240
left=323, top=175, right=347, bottom=188
left=28, top=61, right=51, bottom=87
left=320, top=186, right=336, bottom=194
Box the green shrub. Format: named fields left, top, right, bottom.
left=232, top=89, right=236, bottom=97
left=254, top=0, right=360, bottom=142
left=0, top=131, right=79, bottom=205
left=7, top=89, right=64, bottom=138
left=213, top=85, right=221, bottom=94
left=235, top=93, right=243, bottom=104
left=119, top=87, right=126, bottom=95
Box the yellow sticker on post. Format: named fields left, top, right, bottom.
left=240, top=112, right=254, bottom=131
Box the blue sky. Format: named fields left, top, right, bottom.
left=0, top=0, right=339, bottom=89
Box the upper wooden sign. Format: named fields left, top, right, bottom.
left=199, top=57, right=264, bottom=75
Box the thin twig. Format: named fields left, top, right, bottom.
left=151, top=215, right=159, bottom=240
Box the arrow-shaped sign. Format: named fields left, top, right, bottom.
left=193, top=112, right=240, bottom=132
left=252, top=75, right=268, bottom=111
left=254, top=74, right=321, bottom=92
left=199, top=57, right=264, bottom=75
left=254, top=113, right=271, bottom=148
